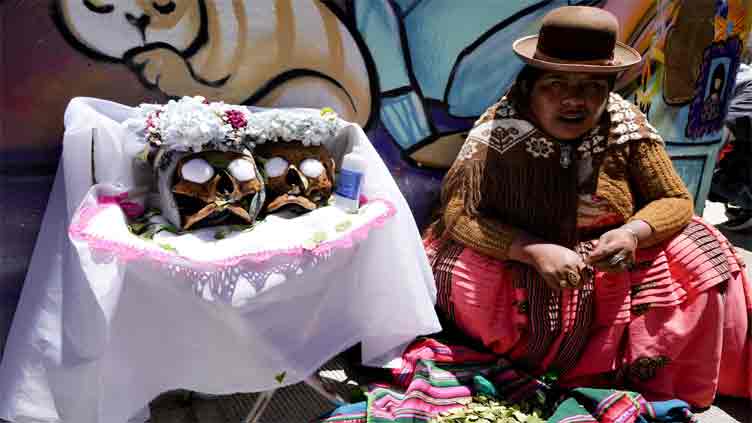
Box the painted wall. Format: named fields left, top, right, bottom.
left=1, top=0, right=749, bottom=356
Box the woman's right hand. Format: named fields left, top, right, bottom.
left=519, top=243, right=588, bottom=290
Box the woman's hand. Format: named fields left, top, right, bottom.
left=586, top=227, right=638, bottom=272
left=521, top=243, right=588, bottom=290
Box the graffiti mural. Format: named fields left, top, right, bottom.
left=1, top=0, right=750, bottom=356
left=55, top=0, right=374, bottom=126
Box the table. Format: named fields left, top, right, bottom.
left=0, top=98, right=441, bottom=423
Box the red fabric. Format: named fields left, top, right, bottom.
left=426, top=217, right=752, bottom=407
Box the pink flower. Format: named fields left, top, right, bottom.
left=98, top=193, right=145, bottom=219
left=225, top=110, right=248, bottom=129
left=146, top=110, right=161, bottom=129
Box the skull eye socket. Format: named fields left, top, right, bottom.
left=228, top=158, right=256, bottom=182
left=300, top=158, right=324, bottom=178
left=264, top=157, right=289, bottom=178
left=181, top=158, right=215, bottom=184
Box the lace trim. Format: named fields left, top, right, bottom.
left=69, top=198, right=397, bottom=270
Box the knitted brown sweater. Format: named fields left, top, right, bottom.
left=441, top=95, right=694, bottom=261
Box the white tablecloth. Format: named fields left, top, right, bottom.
left=0, top=98, right=440, bottom=423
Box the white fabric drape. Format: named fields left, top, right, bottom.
left=0, top=98, right=440, bottom=423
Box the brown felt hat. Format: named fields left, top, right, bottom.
left=512, top=6, right=642, bottom=74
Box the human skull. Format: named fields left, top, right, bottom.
left=254, top=141, right=335, bottom=214
left=152, top=148, right=265, bottom=230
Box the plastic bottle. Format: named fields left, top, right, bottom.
left=334, top=145, right=367, bottom=213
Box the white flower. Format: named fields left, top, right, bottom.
left=526, top=137, right=554, bottom=158
left=458, top=139, right=479, bottom=161
left=497, top=101, right=516, bottom=118
left=126, top=98, right=343, bottom=152
left=242, top=109, right=343, bottom=145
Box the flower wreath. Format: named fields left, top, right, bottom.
left=124, top=96, right=343, bottom=154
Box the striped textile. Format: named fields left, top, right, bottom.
left=318, top=338, right=547, bottom=423
left=317, top=340, right=698, bottom=423
left=548, top=388, right=698, bottom=423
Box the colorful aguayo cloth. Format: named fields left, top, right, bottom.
left=317, top=339, right=698, bottom=423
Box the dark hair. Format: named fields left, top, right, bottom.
left=511, top=65, right=616, bottom=111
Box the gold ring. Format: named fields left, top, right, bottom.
left=566, top=270, right=580, bottom=286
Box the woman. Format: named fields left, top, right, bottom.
left=425, top=6, right=751, bottom=408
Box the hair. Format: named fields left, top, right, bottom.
left=511, top=64, right=617, bottom=110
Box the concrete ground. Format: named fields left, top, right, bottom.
left=142, top=202, right=751, bottom=423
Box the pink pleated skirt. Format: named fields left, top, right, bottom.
left=425, top=217, right=752, bottom=407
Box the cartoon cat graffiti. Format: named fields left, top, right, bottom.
left=56, top=0, right=374, bottom=127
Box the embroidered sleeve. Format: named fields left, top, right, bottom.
left=628, top=139, right=694, bottom=246
left=439, top=98, right=523, bottom=259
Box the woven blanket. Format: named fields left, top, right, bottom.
left=317, top=339, right=696, bottom=423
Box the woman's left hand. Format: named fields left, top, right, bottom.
left=586, top=228, right=638, bottom=272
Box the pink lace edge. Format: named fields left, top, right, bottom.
left=68, top=199, right=397, bottom=270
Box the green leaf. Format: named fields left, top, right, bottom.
left=311, top=231, right=328, bottom=243
left=513, top=410, right=528, bottom=422
left=162, top=224, right=179, bottom=234
left=274, top=371, right=286, bottom=384
left=158, top=243, right=177, bottom=253
left=128, top=222, right=147, bottom=233
left=145, top=208, right=162, bottom=218
left=136, top=146, right=150, bottom=163
left=335, top=220, right=352, bottom=232
left=202, top=151, right=233, bottom=168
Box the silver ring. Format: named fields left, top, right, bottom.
left=609, top=254, right=626, bottom=266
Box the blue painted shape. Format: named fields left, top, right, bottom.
left=669, top=156, right=705, bottom=200
left=404, top=0, right=548, bottom=101
left=354, top=1, right=412, bottom=92
left=633, top=69, right=723, bottom=144
left=380, top=92, right=433, bottom=150
left=391, top=0, right=423, bottom=15
left=666, top=139, right=723, bottom=215
left=445, top=4, right=557, bottom=116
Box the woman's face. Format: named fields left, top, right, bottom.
left=528, top=71, right=610, bottom=140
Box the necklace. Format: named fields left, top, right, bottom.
left=560, top=143, right=572, bottom=168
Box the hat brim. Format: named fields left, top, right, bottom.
left=512, top=35, right=642, bottom=74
